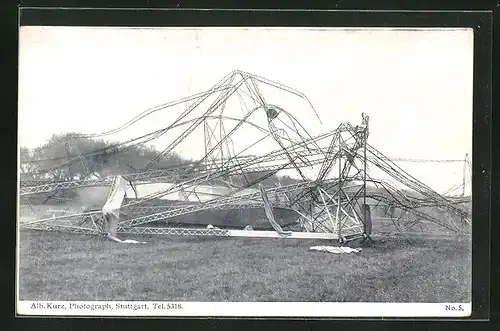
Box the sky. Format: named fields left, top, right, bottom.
left=18, top=27, right=473, bottom=194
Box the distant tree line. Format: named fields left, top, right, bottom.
left=20, top=133, right=184, bottom=181
left=19, top=133, right=303, bottom=188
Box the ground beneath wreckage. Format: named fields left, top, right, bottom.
left=18, top=230, right=471, bottom=302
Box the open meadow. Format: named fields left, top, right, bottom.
left=18, top=230, right=471, bottom=302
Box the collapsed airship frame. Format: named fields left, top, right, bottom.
left=18, top=71, right=471, bottom=242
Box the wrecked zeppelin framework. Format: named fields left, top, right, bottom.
left=18, top=71, right=471, bottom=243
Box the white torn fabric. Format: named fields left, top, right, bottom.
left=102, top=176, right=128, bottom=237
left=310, top=246, right=362, bottom=254
left=102, top=176, right=128, bottom=218
left=106, top=233, right=146, bottom=244
left=259, top=184, right=292, bottom=238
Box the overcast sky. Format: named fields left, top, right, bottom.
left=18, top=27, right=473, bottom=194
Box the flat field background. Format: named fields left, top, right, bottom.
left=18, top=230, right=471, bottom=302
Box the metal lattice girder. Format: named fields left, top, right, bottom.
left=19, top=179, right=310, bottom=228
left=19, top=174, right=186, bottom=196
left=19, top=71, right=469, bottom=236
left=19, top=128, right=342, bottom=197
left=124, top=172, right=326, bottom=209
left=21, top=210, right=103, bottom=226
left=18, top=151, right=325, bottom=197
left=20, top=184, right=458, bottom=234
left=20, top=163, right=218, bottom=191
left=365, top=145, right=469, bottom=219
left=118, top=227, right=341, bottom=240
left=123, top=155, right=333, bottom=206
left=21, top=223, right=100, bottom=235
left=369, top=193, right=460, bottom=231
left=408, top=196, right=471, bottom=208
left=123, top=205, right=190, bottom=215
left=117, top=226, right=230, bottom=236
left=198, top=125, right=343, bottom=172
left=20, top=179, right=59, bottom=187
left=20, top=121, right=346, bottom=198
left=20, top=224, right=342, bottom=240
left=20, top=178, right=114, bottom=195
left=144, top=78, right=249, bottom=171
left=19, top=201, right=282, bottom=230
left=316, top=187, right=365, bottom=237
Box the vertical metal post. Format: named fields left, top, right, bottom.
left=203, top=120, right=209, bottom=167
left=363, top=129, right=367, bottom=234
left=362, top=114, right=369, bottom=236
left=336, top=156, right=342, bottom=241
left=310, top=201, right=314, bottom=232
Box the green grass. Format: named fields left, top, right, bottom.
left=18, top=230, right=471, bottom=302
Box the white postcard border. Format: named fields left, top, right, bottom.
left=17, top=301, right=472, bottom=317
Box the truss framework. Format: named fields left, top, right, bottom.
left=19, top=71, right=471, bottom=242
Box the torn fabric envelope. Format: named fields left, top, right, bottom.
left=102, top=176, right=129, bottom=237
left=106, top=233, right=146, bottom=244
left=259, top=184, right=292, bottom=238
left=102, top=175, right=127, bottom=218
left=310, top=246, right=362, bottom=254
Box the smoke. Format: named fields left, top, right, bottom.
left=73, top=166, right=117, bottom=210
left=75, top=187, right=110, bottom=210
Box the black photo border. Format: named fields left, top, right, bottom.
left=4, top=3, right=495, bottom=331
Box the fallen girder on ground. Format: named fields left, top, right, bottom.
left=22, top=223, right=100, bottom=235
left=21, top=224, right=345, bottom=240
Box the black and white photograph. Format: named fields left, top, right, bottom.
left=17, top=26, right=473, bottom=317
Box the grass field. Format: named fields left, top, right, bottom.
left=18, top=230, right=471, bottom=302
